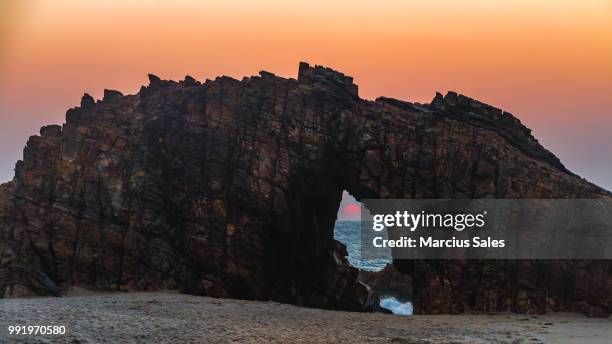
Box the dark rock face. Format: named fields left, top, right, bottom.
left=359, top=264, right=412, bottom=302
left=0, top=62, right=610, bottom=316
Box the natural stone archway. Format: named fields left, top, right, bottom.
left=0, top=63, right=610, bottom=315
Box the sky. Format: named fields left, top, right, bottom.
left=0, top=1, right=610, bottom=221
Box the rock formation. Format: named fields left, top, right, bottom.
left=0, top=62, right=610, bottom=316
left=359, top=264, right=412, bottom=302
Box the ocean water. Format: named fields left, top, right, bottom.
left=333, top=221, right=413, bottom=315
left=333, top=221, right=391, bottom=271
left=379, top=297, right=414, bottom=315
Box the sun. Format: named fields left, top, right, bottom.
left=343, top=204, right=360, bottom=215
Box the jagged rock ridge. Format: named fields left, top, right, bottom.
left=0, top=62, right=610, bottom=316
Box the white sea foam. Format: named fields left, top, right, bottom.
left=380, top=297, right=413, bottom=315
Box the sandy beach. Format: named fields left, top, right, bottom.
left=0, top=292, right=609, bottom=343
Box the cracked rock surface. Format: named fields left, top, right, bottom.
left=0, top=63, right=610, bottom=315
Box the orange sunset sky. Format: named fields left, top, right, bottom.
left=0, top=1, right=610, bottom=220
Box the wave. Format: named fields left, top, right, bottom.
left=380, top=297, right=413, bottom=316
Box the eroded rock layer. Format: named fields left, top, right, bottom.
left=0, top=63, right=610, bottom=315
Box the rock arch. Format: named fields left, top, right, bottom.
left=0, top=63, right=610, bottom=315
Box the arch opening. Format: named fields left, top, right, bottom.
left=333, top=190, right=413, bottom=315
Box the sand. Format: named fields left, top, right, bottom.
left=0, top=291, right=610, bottom=343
